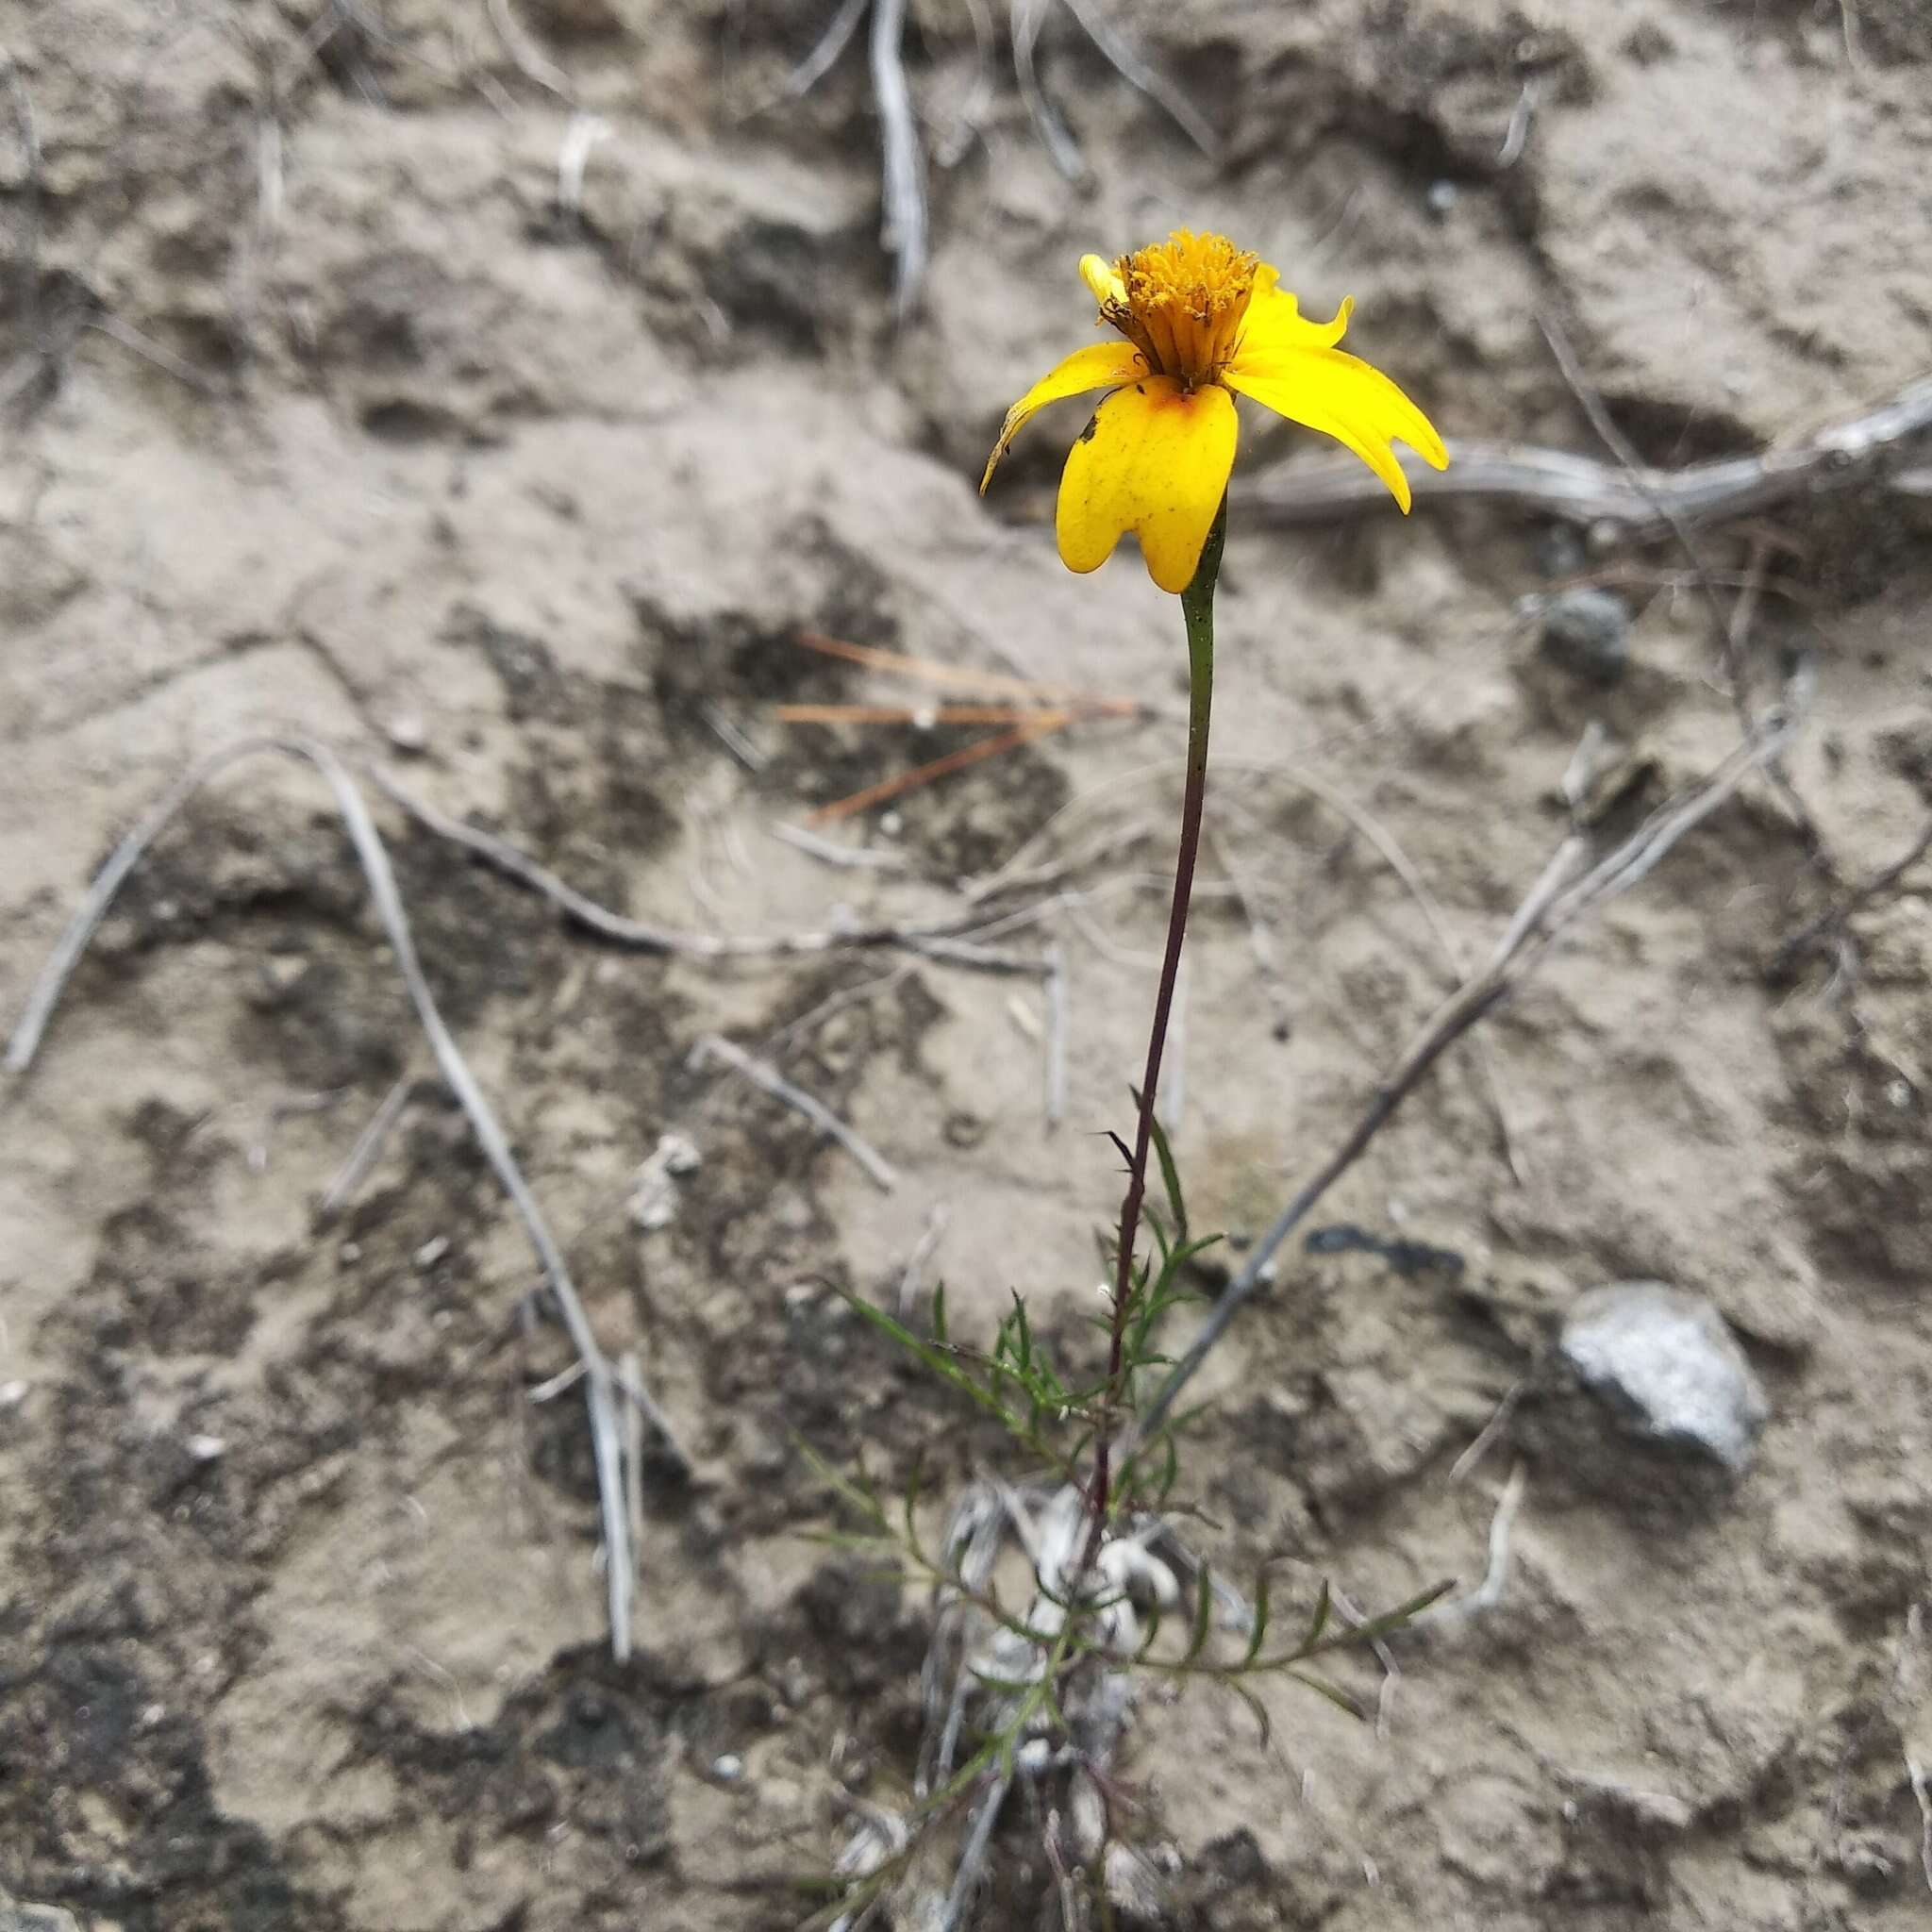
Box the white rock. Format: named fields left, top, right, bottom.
left=1560, top=1282, right=1769, bottom=1474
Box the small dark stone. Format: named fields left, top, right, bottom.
left=1202, top=1827, right=1268, bottom=1888
left=1540, top=588, right=1631, bottom=684
left=1533, top=522, right=1589, bottom=578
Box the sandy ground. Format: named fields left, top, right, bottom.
left=3, top=1, right=1931, bottom=1927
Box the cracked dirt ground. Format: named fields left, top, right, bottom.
left=2, top=2, right=1930, bottom=1927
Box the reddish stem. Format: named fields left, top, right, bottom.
left=1079, top=500, right=1224, bottom=1575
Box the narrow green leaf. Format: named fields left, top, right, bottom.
left=1147, top=1108, right=1189, bottom=1243
left=1303, top=1577, right=1332, bottom=1651
left=837, top=1291, right=1017, bottom=1428
left=1154, top=1432, right=1181, bottom=1507
left=971, top=1668, right=1048, bottom=1696
left=1136, top=1601, right=1164, bottom=1658
left=1233, top=1680, right=1272, bottom=1749
left=1243, top=1572, right=1272, bottom=1667
left=793, top=1437, right=889, bottom=1530
left=1182, top=1562, right=1215, bottom=1666
left=1303, top=1578, right=1456, bottom=1657
left=902, top=1460, right=924, bottom=1548
left=1288, top=1669, right=1368, bottom=1724
left=930, top=1282, right=948, bottom=1343
left=1009, top=1290, right=1034, bottom=1370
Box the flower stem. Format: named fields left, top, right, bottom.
left=1081, top=498, right=1224, bottom=1571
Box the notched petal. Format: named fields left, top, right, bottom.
left=1055, top=377, right=1238, bottom=593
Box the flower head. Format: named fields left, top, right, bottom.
left=981, top=230, right=1449, bottom=593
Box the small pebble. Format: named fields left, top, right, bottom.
left=1534, top=522, right=1588, bottom=578
left=187, top=1434, right=227, bottom=1463
left=385, top=713, right=428, bottom=755
left=1540, top=587, right=1632, bottom=685
left=0, top=1380, right=27, bottom=1413
left=711, top=1753, right=744, bottom=1783
left=414, top=1235, right=451, bottom=1270
left=1426, top=179, right=1460, bottom=217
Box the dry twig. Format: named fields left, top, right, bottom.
left=317, top=1069, right=413, bottom=1220
left=1242, top=376, right=1932, bottom=533
left=690, top=1031, right=900, bottom=1191
left=1059, top=0, right=1216, bottom=158
left=870, top=0, right=925, bottom=322
left=1775, top=815, right=1932, bottom=976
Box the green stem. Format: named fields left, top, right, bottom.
left=1080, top=498, right=1224, bottom=1573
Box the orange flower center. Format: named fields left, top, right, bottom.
left=1100, top=230, right=1259, bottom=390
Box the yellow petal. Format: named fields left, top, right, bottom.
left=981, top=340, right=1148, bottom=494
left=1080, top=252, right=1127, bottom=308
left=1224, top=334, right=1447, bottom=512
left=1055, top=376, right=1238, bottom=593
left=1240, top=282, right=1353, bottom=357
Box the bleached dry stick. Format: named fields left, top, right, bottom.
left=784, top=0, right=870, bottom=98
left=3, top=736, right=668, bottom=1660
left=1415, top=1461, right=1527, bottom=1629
left=690, top=1030, right=900, bottom=1191
left=1009, top=0, right=1084, bottom=180
left=1776, top=813, right=1932, bottom=974
left=367, top=763, right=1038, bottom=962
left=318, top=1069, right=413, bottom=1220
left=1242, top=375, right=1932, bottom=533
left=933, top=0, right=997, bottom=167
left=1059, top=0, right=1216, bottom=158
left=487, top=0, right=575, bottom=101
left=870, top=0, right=926, bottom=322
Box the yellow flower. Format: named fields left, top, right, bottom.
left=980, top=230, right=1450, bottom=593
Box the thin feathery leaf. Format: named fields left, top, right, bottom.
left=1303, top=1577, right=1332, bottom=1650
left=1301, top=1578, right=1456, bottom=1658
left=1245, top=1572, right=1274, bottom=1667
left=1288, top=1669, right=1369, bottom=1723
left=1147, top=1106, right=1190, bottom=1243
left=1233, top=1681, right=1273, bottom=1749
left=1182, top=1563, right=1215, bottom=1666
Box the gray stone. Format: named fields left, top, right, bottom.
left=1540, top=587, right=1632, bottom=684
left=1559, top=1282, right=1769, bottom=1474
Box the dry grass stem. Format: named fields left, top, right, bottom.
left=690, top=1031, right=900, bottom=1191
left=317, top=1069, right=414, bottom=1221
